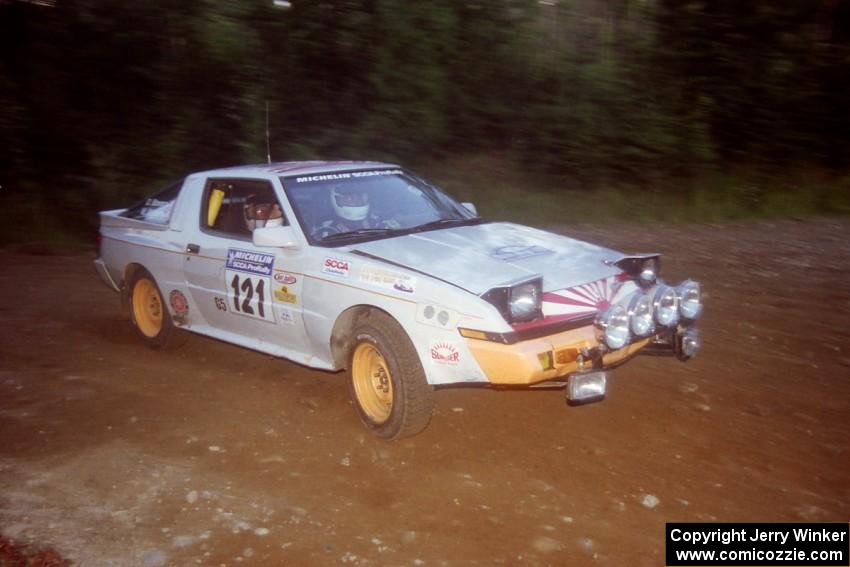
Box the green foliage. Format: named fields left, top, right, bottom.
left=0, top=0, right=848, bottom=243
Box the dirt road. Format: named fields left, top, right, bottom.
left=1, top=218, right=849, bottom=566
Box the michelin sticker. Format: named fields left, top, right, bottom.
left=430, top=341, right=460, bottom=366
left=295, top=169, right=403, bottom=183
left=359, top=265, right=416, bottom=294
left=322, top=257, right=350, bottom=277
left=226, top=248, right=275, bottom=276
left=490, top=245, right=553, bottom=262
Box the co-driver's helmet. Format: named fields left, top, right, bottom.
left=244, top=195, right=283, bottom=231
left=331, top=185, right=369, bottom=222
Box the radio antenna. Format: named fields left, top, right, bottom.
left=265, top=100, right=272, bottom=164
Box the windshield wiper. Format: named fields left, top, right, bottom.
left=319, top=228, right=399, bottom=243
left=412, top=217, right=486, bottom=232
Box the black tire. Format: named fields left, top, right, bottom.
left=347, top=310, right=434, bottom=439
left=127, top=269, right=183, bottom=349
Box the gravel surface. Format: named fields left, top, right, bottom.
left=1, top=218, right=848, bottom=566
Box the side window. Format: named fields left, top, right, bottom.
left=202, top=178, right=287, bottom=238
left=122, top=180, right=183, bottom=224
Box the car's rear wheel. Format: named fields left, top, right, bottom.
left=348, top=310, right=434, bottom=439
left=128, top=269, right=181, bottom=349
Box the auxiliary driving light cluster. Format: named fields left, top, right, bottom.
left=597, top=280, right=703, bottom=350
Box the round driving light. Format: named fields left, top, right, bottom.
left=437, top=310, right=450, bottom=326
left=600, top=304, right=630, bottom=350
left=653, top=285, right=680, bottom=327
left=677, top=280, right=702, bottom=320
left=639, top=258, right=658, bottom=287
left=628, top=293, right=654, bottom=336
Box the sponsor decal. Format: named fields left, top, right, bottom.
left=214, top=297, right=227, bottom=311
left=226, top=248, right=275, bottom=276
left=169, top=290, right=189, bottom=316
left=542, top=277, right=614, bottom=316
left=430, top=341, right=460, bottom=365
left=322, top=257, right=350, bottom=277
left=359, top=265, right=416, bottom=294
left=274, top=285, right=297, bottom=304
left=273, top=272, right=297, bottom=285
left=278, top=307, right=295, bottom=325
left=490, top=245, right=553, bottom=262
left=294, top=169, right=403, bottom=183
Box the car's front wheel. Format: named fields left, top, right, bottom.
left=348, top=311, right=434, bottom=439
left=128, top=269, right=181, bottom=349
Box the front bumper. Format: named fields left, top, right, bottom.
left=464, top=323, right=700, bottom=386
left=464, top=325, right=650, bottom=386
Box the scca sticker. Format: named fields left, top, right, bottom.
left=274, top=285, right=297, bottom=304
left=274, top=272, right=297, bottom=285
left=322, top=257, right=350, bottom=277
left=430, top=342, right=460, bottom=365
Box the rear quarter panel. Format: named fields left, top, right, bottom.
left=98, top=216, right=187, bottom=327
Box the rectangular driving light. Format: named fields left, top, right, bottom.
left=567, top=371, right=607, bottom=403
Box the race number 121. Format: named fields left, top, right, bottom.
left=225, top=270, right=274, bottom=322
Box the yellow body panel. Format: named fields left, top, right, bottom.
left=465, top=326, right=650, bottom=385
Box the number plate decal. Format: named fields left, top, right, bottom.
left=225, top=270, right=275, bottom=323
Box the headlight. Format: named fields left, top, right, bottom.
left=628, top=293, right=654, bottom=336
left=508, top=279, right=542, bottom=322
left=615, top=255, right=660, bottom=288
left=638, top=258, right=658, bottom=287
left=653, top=285, right=680, bottom=327
left=598, top=304, right=630, bottom=350
left=677, top=280, right=702, bottom=320
left=481, top=277, right=543, bottom=324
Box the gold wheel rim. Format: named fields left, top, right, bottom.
left=352, top=343, right=393, bottom=424
left=132, top=278, right=163, bottom=338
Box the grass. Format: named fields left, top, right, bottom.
left=423, top=154, right=850, bottom=227
left=2, top=155, right=849, bottom=252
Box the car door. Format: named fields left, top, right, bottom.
left=182, top=176, right=311, bottom=355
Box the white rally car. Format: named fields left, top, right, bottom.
left=95, top=161, right=702, bottom=439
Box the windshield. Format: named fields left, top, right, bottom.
left=281, top=168, right=480, bottom=245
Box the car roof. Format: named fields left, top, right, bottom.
left=198, top=160, right=399, bottom=178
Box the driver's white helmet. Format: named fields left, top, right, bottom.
left=331, top=185, right=369, bottom=222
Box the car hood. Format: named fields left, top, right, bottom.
left=351, top=222, right=624, bottom=295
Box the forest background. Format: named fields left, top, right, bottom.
left=1, top=0, right=849, bottom=247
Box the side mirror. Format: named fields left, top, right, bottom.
left=253, top=225, right=300, bottom=250
left=462, top=202, right=478, bottom=216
